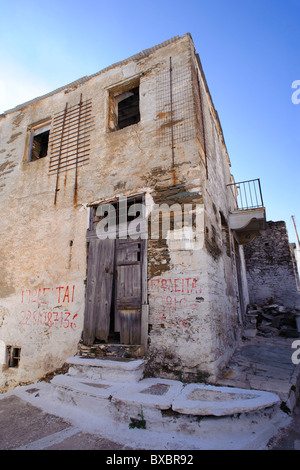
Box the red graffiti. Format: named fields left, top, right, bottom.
left=151, top=294, right=198, bottom=328
left=21, top=285, right=75, bottom=304
left=150, top=277, right=201, bottom=295
left=19, top=310, right=78, bottom=329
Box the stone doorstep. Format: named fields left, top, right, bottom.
left=171, top=383, right=280, bottom=417
left=14, top=378, right=287, bottom=450
left=111, top=378, right=183, bottom=410
left=51, top=373, right=281, bottom=419
left=66, top=356, right=146, bottom=383
left=51, top=374, right=123, bottom=400
left=48, top=369, right=289, bottom=447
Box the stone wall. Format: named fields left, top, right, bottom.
left=244, top=221, right=300, bottom=307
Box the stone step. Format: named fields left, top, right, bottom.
left=49, top=374, right=288, bottom=448
left=78, top=342, right=144, bottom=359
left=66, top=356, right=146, bottom=383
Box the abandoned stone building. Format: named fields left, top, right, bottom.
left=0, top=33, right=272, bottom=392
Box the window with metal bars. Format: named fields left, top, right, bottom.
left=7, top=346, right=21, bottom=368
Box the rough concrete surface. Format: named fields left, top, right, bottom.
left=267, top=403, right=300, bottom=450
left=0, top=395, right=70, bottom=450
left=0, top=394, right=132, bottom=451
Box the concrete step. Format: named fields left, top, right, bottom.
left=66, top=356, right=145, bottom=383
left=49, top=373, right=289, bottom=449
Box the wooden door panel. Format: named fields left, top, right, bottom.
left=116, top=265, right=141, bottom=303
left=83, top=238, right=115, bottom=345
left=94, top=238, right=115, bottom=341
left=119, top=309, right=141, bottom=345
left=115, top=239, right=142, bottom=344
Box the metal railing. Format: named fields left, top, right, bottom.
left=227, top=178, right=264, bottom=211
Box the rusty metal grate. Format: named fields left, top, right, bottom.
left=156, top=60, right=195, bottom=148
left=49, top=95, right=94, bottom=203
left=48, top=95, right=94, bottom=202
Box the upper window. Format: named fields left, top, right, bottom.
left=108, top=79, right=140, bottom=131
left=116, top=87, right=140, bottom=129
left=27, top=121, right=51, bottom=162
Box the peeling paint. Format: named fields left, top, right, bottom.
left=7, top=132, right=22, bottom=144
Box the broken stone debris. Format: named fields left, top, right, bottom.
left=245, top=302, right=300, bottom=339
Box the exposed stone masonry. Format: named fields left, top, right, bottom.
left=244, top=221, right=300, bottom=307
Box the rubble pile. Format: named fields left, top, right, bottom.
left=245, top=303, right=300, bottom=338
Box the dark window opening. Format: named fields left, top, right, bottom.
left=117, top=87, right=140, bottom=130
left=31, top=130, right=50, bottom=161
left=28, top=121, right=51, bottom=162
left=7, top=346, right=21, bottom=368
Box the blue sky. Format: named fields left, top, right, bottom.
left=0, top=0, right=299, bottom=244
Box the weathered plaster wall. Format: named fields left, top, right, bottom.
left=244, top=221, right=300, bottom=307
left=144, top=45, right=242, bottom=381
left=0, top=34, right=243, bottom=390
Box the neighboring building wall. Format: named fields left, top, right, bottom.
left=244, top=221, right=300, bottom=307
left=290, top=243, right=300, bottom=291
left=0, top=34, right=244, bottom=391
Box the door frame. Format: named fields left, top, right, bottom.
left=84, top=194, right=148, bottom=352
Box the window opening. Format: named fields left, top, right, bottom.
left=117, top=87, right=140, bottom=129
left=108, top=81, right=140, bottom=131
left=90, top=196, right=144, bottom=235
left=7, top=346, right=21, bottom=368
left=28, top=123, right=51, bottom=162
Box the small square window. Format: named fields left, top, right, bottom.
left=108, top=81, right=140, bottom=131
left=7, top=346, right=21, bottom=368
left=28, top=122, right=51, bottom=162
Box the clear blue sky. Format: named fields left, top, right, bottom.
left=0, top=0, right=299, bottom=244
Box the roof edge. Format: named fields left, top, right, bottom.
left=1, top=34, right=184, bottom=117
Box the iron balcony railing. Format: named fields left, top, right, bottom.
left=227, top=178, right=264, bottom=211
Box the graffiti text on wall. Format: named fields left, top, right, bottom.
left=150, top=277, right=201, bottom=294
left=19, top=310, right=77, bottom=329
left=150, top=277, right=202, bottom=328
left=20, top=285, right=77, bottom=329
left=21, top=285, right=76, bottom=304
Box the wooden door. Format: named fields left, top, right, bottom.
left=83, top=237, right=143, bottom=346
left=114, top=239, right=142, bottom=345
left=83, top=238, right=115, bottom=345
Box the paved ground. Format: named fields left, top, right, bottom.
left=0, top=394, right=133, bottom=450
left=217, top=335, right=300, bottom=409
left=267, top=402, right=300, bottom=450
